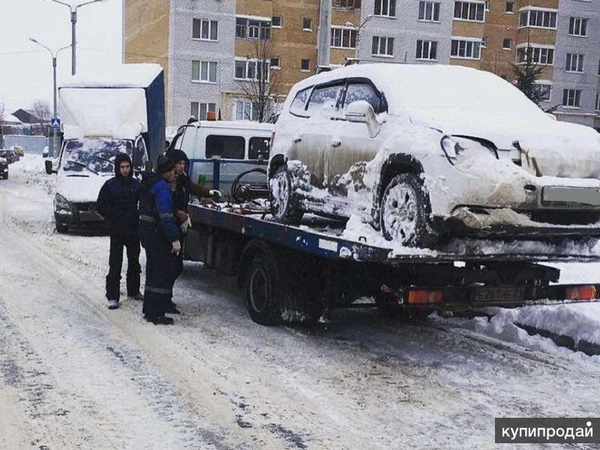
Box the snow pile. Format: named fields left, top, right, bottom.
left=10, top=154, right=55, bottom=195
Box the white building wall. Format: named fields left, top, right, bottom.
left=357, top=0, right=453, bottom=65
left=168, top=0, right=236, bottom=127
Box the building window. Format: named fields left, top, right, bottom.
left=562, top=89, right=581, bottom=108
left=192, top=61, right=217, bottom=83
left=235, top=101, right=259, bottom=121
left=505, top=2, right=514, bottom=13
left=533, top=83, right=551, bottom=101
left=191, top=102, right=216, bottom=120
left=331, top=27, right=357, bottom=48
left=303, top=18, right=313, bottom=31
left=416, top=40, right=437, bottom=60
left=374, top=0, right=396, bottom=17
left=333, top=0, right=361, bottom=7
left=519, top=9, right=557, bottom=29
left=418, top=1, right=440, bottom=21
left=270, top=57, right=281, bottom=69
left=595, top=93, right=599, bottom=111
left=454, top=1, right=485, bottom=22
left=235, top=59, right=269, bottom=81
left=502, top=38, right=512, bottom=49
left=372, top=36, right=394, bottom=56
left=236, top=17, right=271, bottom=40
left=516, top=46, right=554, bottom=65
left=569, top=17, right=588, bottom=36
left=451, top=38, right=482, bottom=59
left=301, top=59, right=310, bottom=71
left=192, top=19, right=218, bottom=40
left=272, top=16, right=282, bottom=27
left=566, top=53, right=585, bottom=72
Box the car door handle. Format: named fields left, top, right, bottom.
left=293, top=138, right=302, bottom=143
left=332, top=140, right=341, bottom=147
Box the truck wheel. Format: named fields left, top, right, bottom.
left=270, top=166, right=303, bottom=225
left=380, top=173, right=436, bottom=248
left=244, top=252, right=282, bottom=326
left=55, top=222, right=68, bottom=233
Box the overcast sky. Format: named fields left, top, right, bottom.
left=0, top=0, right=123, bottom=116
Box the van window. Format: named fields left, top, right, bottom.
left=248, top=137, right=271, bottom=159
left=205, top=135, right=245, bottom=159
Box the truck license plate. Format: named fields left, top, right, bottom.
left=472, top=287, right=525, bottom=303
left=542, top=187, right=600, bottom=206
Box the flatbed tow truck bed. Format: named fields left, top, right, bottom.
left=184, top=202, right=600, bottom=325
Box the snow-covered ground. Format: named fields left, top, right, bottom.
left=2, top=154, right=600, bottom=449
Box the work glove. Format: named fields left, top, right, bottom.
left=180, top=216, right=192, bottom=234
left=171, top=240, right=181, bottom=255
left=208, top=189, right=222, bottom=199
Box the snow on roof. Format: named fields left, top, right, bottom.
left=60, top=63, right=163, bottom=89
left=288, top=63, right=547, bottom=121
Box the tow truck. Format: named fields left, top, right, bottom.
left=183, top=197, right=600, bottom=326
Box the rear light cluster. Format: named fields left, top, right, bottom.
left=564, top=285, right=597, bottom=301
left=406, top=289, right=445, bottom=304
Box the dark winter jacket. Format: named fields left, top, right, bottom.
left=165, top=148, right=211, bottom=220
left=97, top=153, right=140, bottom=237
left=139, top=173, right=180, bottom=242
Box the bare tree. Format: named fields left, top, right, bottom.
left=236, top=39, right=282, bottom=123
left=30, top=100, right=52, bottom=136
left=0, top=100, right=5, bottom=124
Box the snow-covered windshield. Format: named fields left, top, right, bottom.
left=60, top=139, right=133, bottom=174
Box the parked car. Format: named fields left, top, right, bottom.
left=268, top=63, right=600, bottom=248
left=0, top=156, right=8, bottom=179
left=0, top=149, right=19, bottom=164
left=10, top=145, right=24, bottom=157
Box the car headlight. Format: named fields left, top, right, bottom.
left=440, top=136, right=464, bottom=163
left=54, top=193, right=71, bottom=212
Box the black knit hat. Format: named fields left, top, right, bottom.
left=167, top=149, right=189, bottom=165
left=156, top=154, right=175, bottom=174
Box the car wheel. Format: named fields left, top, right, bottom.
left=56, top=222, right=68, bottom=233
left=244, top=253, right=282, bottom=326
left=270, top=166, right=303, bottom=225
left=380, top=173, right=436, bottom=247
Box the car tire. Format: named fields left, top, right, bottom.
left=244, top=252, right=282, bottom=326
left=380, top=173, right=437, bottom=248
left=55, top=222, right=68, bottom=233
left=270, top=166, right=303, bottom=225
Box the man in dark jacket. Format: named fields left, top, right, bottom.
left=97, top=153, right=142, bottom=310
left=165, top=149, right=220, bottom=312
left=138, top=155, right=181, bottom=325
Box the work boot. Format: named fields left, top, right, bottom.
left=166, top=301, right=181, bottom=314
left=129, top=292, right=144, bottom=301
left=144, top=314, right=174, bottom=325
left=107, top=299, right=119, bottom=310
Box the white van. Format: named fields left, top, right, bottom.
left=170, top=120, right=274, bottom=199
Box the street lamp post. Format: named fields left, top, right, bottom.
left=345, top=14, right=373, bottom=62
left=47, top=0, right=106, bottom=75
left=29, top=38, right=72, bottom=157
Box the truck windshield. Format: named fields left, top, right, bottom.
left=61, top=139, right=133, bottom=174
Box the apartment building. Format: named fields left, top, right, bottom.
left=123, top=0, right=358, bottom=126
left=124, top=0, right=599, bottom=129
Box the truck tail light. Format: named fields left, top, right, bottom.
left=565, top=285, right=597, bottom=301
left=406, top=289, right=445, bottom=304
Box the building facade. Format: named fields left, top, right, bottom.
left=123, top=0, right=600, bottom=130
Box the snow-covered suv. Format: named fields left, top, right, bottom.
left=268, top=63, right=600, bottom=247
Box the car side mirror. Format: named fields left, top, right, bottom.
left=45, top=159, right=57, bottom=175
left=345, top=101, right=381, bottom=138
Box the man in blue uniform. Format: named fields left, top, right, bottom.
left=138, top=155, right=181, bottom=325
left=97, top=153, right=142, bottom=310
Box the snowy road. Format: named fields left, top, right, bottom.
left=1, top=156, right=600, bottom=449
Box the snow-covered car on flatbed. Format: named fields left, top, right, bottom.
left=268, top=63, right=600, bottom=248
